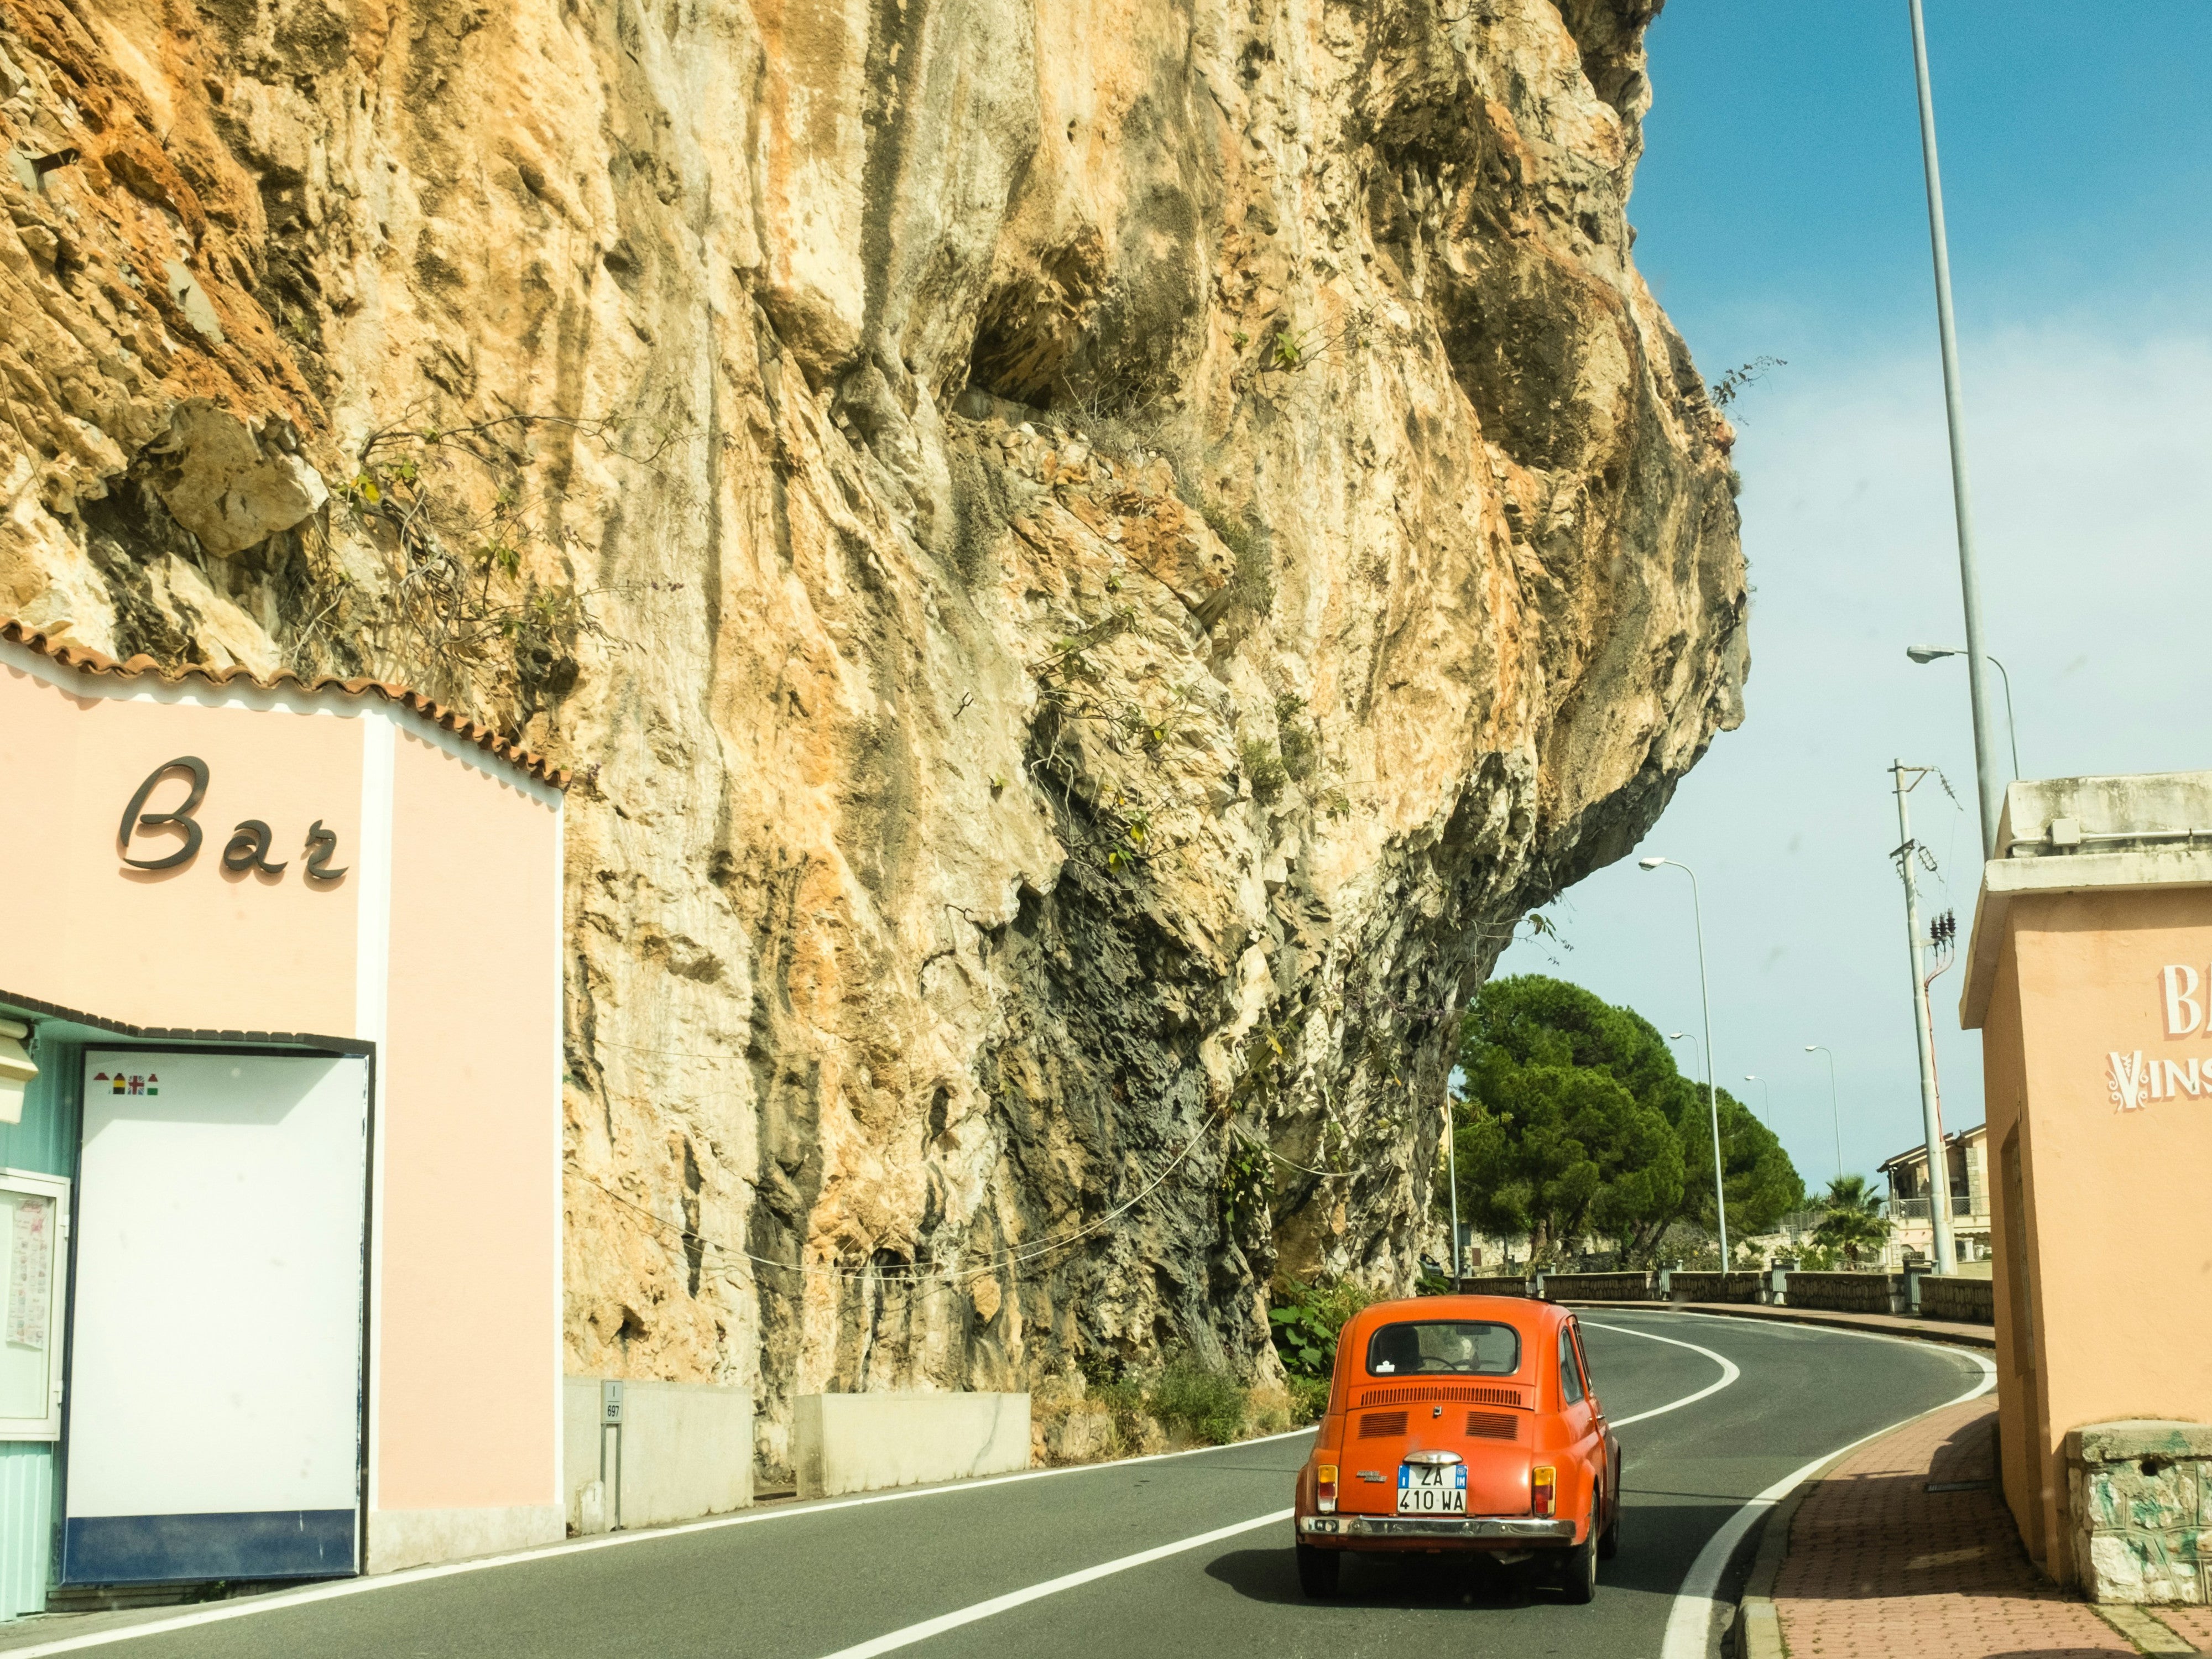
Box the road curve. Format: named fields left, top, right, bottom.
left=0, top=1313, right=1986, bottom=1659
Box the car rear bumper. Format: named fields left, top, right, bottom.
left=1298, top=1514, right=1577, bottom=1543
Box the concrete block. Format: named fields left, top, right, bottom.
left=564, top=1376, right=753, bottom=1532
left=794, top=1392, right=1030, bottom=1500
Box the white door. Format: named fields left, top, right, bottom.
left=64, top=1052, right=367, bottom=1584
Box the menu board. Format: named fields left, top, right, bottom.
left=7, top=1196, right=49, bottom=1349
left=0, top=1184, right=59, bottom=1430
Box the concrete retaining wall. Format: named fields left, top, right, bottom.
left=1783, top=1272, right=1901, bottom=1316
left=1540, top=1271, right=1653, bottom=1302
left=1917, top=1274, right=1995, bottom=1324
left=563, top=1377, right=753, bottom=1532
left=794, top=1392, right=1030, bottom=1500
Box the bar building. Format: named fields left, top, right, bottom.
left=0, top=620, right=566, bottom=1614
left=1964, top=773, right=2212, bottom=1603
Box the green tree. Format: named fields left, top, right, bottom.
left=1812, top=1174, right=1888, bottom=1268
left=1449, top=975, right=1805, bottom=1265
left=1452, top=977, right=1688, bottom=1264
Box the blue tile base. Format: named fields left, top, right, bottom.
left=61, top=1509, right=357, bottom=1584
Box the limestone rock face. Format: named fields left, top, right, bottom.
left=0, top=0, right=1744, bottom=1479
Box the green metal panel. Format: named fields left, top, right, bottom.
left=0, top=1018, right=77, bottom=1619
left=0, top=1446, right=53, bottom=1618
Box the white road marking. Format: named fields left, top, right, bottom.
left=0, top=1430, right=1317, bottom=1657
left=812, top=1509, right=1295, bottom=1659
left=814, top=1323, right=1760, bottom=1657
left=1582, top=1320, right=1743, bottom=1426
left=1658, top=1342, right=1997, bottom=1659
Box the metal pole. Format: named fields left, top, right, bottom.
left=1645, top=859, right=1730, bottom=1265
left=1687, top=867, right=1730, bottom=1269
left=1908, top=0, right=2005, bottom=858
left=1806, top=1045, right=1844, bottom=1186
left=1446, top=1087, right=1462, bottom=1286
left=1893, top=761, right=1958, bottom=1272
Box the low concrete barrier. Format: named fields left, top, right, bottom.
left=795, top=1391, right=1030, bottom=1500
left=1663, top=1270, right=1765, bottom=1304
left=1454, top=1275, right=1533, bottom=1297
left=1539, top=1271, right=1653, bottom=1302
left=564, top=1377, right=753, bottom=1532
left=1781, top=1271, right=1901, bottom=1316
left=1916, top=1274, right=1995, bottom=1324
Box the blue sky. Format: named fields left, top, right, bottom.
left=1493, top=3, right=2212, bottom=1194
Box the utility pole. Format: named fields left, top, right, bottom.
left=1908, top=0, right=2006, bottom=857
left=1891, top=761, right=1958, bottom=1272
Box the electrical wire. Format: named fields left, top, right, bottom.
left=566, top=1103, right=1225, bottom=1287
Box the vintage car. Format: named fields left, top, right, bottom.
left=1291, top=1294, right=1621, bottom=1603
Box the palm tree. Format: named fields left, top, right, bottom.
left=1814, top=1174, right=1888, bottom=1269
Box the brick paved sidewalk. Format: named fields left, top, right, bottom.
left=1771, top=1399, right=2194, bottom=1658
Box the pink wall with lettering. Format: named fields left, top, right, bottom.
left=1984, top=886, right=2212, bottom=1580
left=0, top=653, right=359, bottom=1035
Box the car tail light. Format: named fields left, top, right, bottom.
left=1316, top=1463, right=1338, bottom=1514
left=1532, top=1465, right=1557, bottom=1517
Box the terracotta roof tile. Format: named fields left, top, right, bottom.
left=1, top=618, right=570, bottom=789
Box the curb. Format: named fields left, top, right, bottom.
left=1725, top=1444, right=1856, bottom=1659
left=1560, top=1300, right=1998, bottom=1657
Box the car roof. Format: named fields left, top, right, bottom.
left=1345, top=1294, right=1564, bottom=1342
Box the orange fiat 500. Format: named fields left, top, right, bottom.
left=1292, top=1295, right=1621, bottom=1603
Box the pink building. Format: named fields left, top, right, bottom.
left=0, top=620, right=566, bottom=1613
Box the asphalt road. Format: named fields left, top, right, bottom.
left=4, top=1312, right=1985, bottom=1659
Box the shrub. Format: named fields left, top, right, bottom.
left=1269, top=1274, right=1379, bottom=1380
left=1147, top=1354, right=1248, bottom=1446
left=1287, top=1374, right=1332, bottom=1423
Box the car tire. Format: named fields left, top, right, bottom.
left=1296, top=1542, right=1342, bottom=1599
left=1557, top=1532, right=1598, bottom=1604
left=1599, top=1491, right=1621, bottom=1561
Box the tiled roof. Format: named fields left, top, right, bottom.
left=0, top=618, right=569, bottom=787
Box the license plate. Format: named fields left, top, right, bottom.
left=1396, top=1463, right=1468, bottom=1515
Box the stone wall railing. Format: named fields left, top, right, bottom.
left=1453, top=1275, right=1533, bottom=1297
left=1917, top=1274, right=1996, bottom=1324
left=2067, top=1421, right=2212, bottom=1604
left=1537, top=1271, right=1654, bottom=1302
left=1661, top=1270, right=1765, bottom=1304
left=1781, top=1271, right=1903, bottom=1315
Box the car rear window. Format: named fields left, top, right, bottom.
left=1364, top=1320, right=1521, bottom=1377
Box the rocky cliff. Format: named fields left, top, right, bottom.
left=0, top=0, right=1744, bottom=1479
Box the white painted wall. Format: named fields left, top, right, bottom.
left=561, top=1378, right=752, bottom=1532
left=794, top=1393, right=1030, bottom=1500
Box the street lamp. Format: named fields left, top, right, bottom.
left=1907, top=0, right=2006, bottom=857
left=1668, top=1031, right=1702, bottom=1073
left=1640, top=856, right=1729, bottom=1266
left=1906, top=644, right=2020, bottom=779
left=1743, top=1074, right=1772, bottom=1124
left=1803, top=1045, right=1845, bottom=1186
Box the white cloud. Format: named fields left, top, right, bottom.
left=1495, top=318, right=2212, bottom=1191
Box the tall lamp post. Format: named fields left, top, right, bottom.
left=1742, top=1074, right=1772, bottom=1125
left=1803, top=1045, right=1845, bottom=1186
left=1908, top=0, right=2006, bottom=857
left=1668, top=1031, right=1703, bottom=1076
left=1906, top=645, right=2020, bottom=780
left=1640, top=857, right=1729, bottom=1266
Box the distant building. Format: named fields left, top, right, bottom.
left=1879, top=1123, right=1990, bottom=1267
